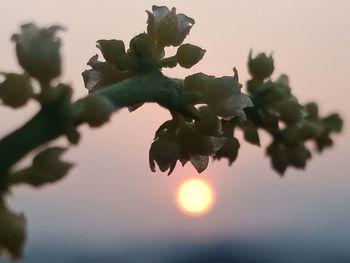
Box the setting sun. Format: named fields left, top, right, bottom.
left=176, top=178, right=215, bottom=217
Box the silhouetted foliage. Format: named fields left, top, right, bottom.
left=0, top=5, right=343, bottom=260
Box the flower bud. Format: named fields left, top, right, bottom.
left=316, top=134, right=333, bottom=152
left=129, top=33, right=151, bottom=59
left=82, top=55, right=133, bottom=93
left=189, top=154, right=209, bottom=173
left=275, top=99, right=302, bottom=124
left=213, top=136, right=240, bottom=165
left=304, top=102, right=319, bottom=119
left=266, top=142, right=288, bottom=175
left=184, top=73, right=214, bottom=97
left=322, top=113, right=343, bottom=132
left=96, top=39, right=125, bottom=63
left=96, top=39, right=138, bottom=71
left=246, top=79, right=263, bottom=94
left=29, top=147, right=73, bottom=187
left=194, top=106, right=222, bottom=136
left=261, top=81, right=291, bottom=106
left=208, top=92, right=253, bottom=120
left=80, top=95, right=116, bottom=127
left=298, top=121, right=322, bottom=140
left=176, top=44, right=205, bottom=68
left=248, top=50, right=274, bottom=81
left=282, top=125, right=301, bottom=145
left=204, top=70, right=253, bottom=120
left=276, top=74, right=289, bottom=86
left=157, top=8, right=178, bottom=46
left=146, top=5, right=195, bottom=47
left=0, top=73, right=33, bottom=108
left=149, top=137, right=180, bottom=175
left=0, top=201, right=26, bottom=260
left=240, top=120, right=260, bottom=146
left=176, top=123, right=225, bottom=155
left=286, top=144, right=311, bottom=169
left=11, top=23, right=63, bottom=82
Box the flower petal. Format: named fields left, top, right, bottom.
left=190, top=154, right=209, bottom=173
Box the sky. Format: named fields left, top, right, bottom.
left=0, top=0, right=350, bottom=261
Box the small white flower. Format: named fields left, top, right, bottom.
left=146, top=5, right=195, bottom=46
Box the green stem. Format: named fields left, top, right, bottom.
left=0, top=71, right=194, bottom=175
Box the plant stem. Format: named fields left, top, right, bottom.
left=0, top=71, right=191, bottom=176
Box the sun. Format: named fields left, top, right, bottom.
left=176, top=178, right=215, bottom=217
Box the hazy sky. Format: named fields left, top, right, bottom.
left=1, top=0, right=349, bottom=255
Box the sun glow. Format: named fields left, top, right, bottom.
left=176, top=178, right=215, bottom=217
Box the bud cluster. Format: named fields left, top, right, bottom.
left=243, top=52, right=343, bottom=175
left=149, top=110, right=226, bottom=175
left=149, top=69, right=253, bottom=174
left=83, top=5, right=206, bottom=100
left=0, top=24, right=67, bottom=109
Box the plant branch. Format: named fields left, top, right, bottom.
left=0, top=71, right=195, bottom=176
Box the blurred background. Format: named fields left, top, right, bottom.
left=0, top=0, right=349, bottom=262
